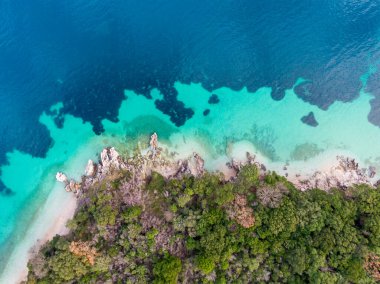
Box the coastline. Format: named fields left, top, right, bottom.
left=0, top=138, right=103, bottom=284
left=1, top=135, right=378, bottom=283
left=0, top=187, right=77, bottom=284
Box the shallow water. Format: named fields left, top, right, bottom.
left=1, top=0, right=380, bottom=279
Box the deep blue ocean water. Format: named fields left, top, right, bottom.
left=2, top=1, right=380, bottom=275
left=1, top=0, right=380, bottom=181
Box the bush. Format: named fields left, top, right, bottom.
left=147, top=172, right=166, bottom=192
left=235, top=165, right=259, bottom=192
left=153, top=254, right=182, bottom=284
left=196, top=255, right=215, bottom=275
left=122, top=206, right=142, bottom=222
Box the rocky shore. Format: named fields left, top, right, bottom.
left=56, top=133, right=206, bottom=197
left=56, top=134, right=377, bottom=199
left=292, top=155, right=377, bottom=191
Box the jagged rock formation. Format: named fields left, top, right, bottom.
left=56, top=171, right=81, bottom=193
left=294, top=156, right=376, bottom=190
left=150, top=132, right=158, bottom=151
left=65, top=180, right=81, bottom=193
left=85, top=160, right=96, bottom=176
left=100, top=147, right=122, bottom=172
left=59, top=134, right=206, bottom=197
left=55, top=172, right=68, bottom=183
left=225, top=152, right=376, bottom=191
left=58, top=134, right=377, bottom=196
left=190, top=153, right=205, bottom=176
left=226, top=152, right=265, bottom=176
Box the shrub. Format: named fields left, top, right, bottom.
left=153, top=254, right=182, bottom=284
left=196, top=255, right=215, bottom=275
left=147, top=172, right=166, bottom=192
left=235, top=165, right=259, bottom=192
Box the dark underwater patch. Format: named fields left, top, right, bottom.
left=0, top=187, right=14, bottom=196
left=208, top=94, right=220, bottom=104
left=203, top=109, right=210, bottom=116
left=301, top=112, right=319, bottom=127
left=366, top=68, right=380, bottom=127
left=0, top=0, right=380, bottom=176
left=124, top=115, right=177, bottom=141
left=290, top=143, right=323, bottom=161
left=154, top=97, right=194, bottom=127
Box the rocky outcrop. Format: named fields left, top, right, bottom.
left=56, top=172, right=80, bottom=194
left=149, top=152, right=205, bottom=180
left=369, top=166, right=377, bottom=178
left=224, top=152, right=376, bottom=191
left=85, top=160, right=96, bottom=176
left=294, top=156, right=376, bottom=191
left=65, top=180, right=81, bottom=193
left=55, top=172, right=68, bottom=183
left=227, top=158, right=243, bottom=172
left=58, top=134, right=377, bottom=196
left=226, top=152, right=264, bottom=175
left=99, top=147, right=122, bottom=172
left=59, top=134, right=207, bottom=196
left=188, top=152, right=205, bottom=176
left=150, top=133, right=158, bottom=151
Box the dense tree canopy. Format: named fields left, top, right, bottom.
left=26, top=165, right=380, bottom=283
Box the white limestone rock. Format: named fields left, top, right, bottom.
left=85, top=159, right=96, bottom=176
left=100, top=147, right=121, bottom=171
left=189, top=152, right=205, bottom=176
left=56, top=172, right=68, bottom=183
left=150, top=132, right=158, bottom=151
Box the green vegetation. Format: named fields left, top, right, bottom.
left=26, top=165, right=380, bottom=283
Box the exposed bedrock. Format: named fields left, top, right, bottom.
left=57, top=135, right=377, bottom=198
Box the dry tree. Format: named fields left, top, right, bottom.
left=256, top=183, right=288, bottom=208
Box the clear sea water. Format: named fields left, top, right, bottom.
left=1, top=0, right=380, bottom=276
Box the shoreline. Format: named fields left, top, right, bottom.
left=0, top=188, right=77, bottom=284
left=1, top=135, right=378, bottom=283
left=0, top=138, right=103, bottom=284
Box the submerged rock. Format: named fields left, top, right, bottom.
left=203, top=109, right=210, bottom=116
left=208, top=94, right=220, bottom=104
left=301, top=111, right=318, bottom=127
left=290, top=143, right=322, bottom=161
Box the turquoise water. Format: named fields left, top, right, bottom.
left=2, top=1, right=380, bottom=279
left=2, top=73, right=380, bottom=276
